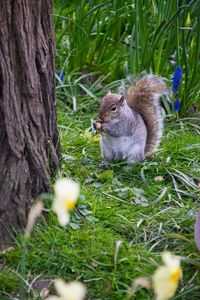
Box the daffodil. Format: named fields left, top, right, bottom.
left=46, top=279, right=86, bottom=300
left=53, top=178, right=80, bottom=226
left=152, top=252, right=182, bottom=300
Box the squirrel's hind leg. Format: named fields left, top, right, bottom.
left=125, top=144, right=145, bottom=164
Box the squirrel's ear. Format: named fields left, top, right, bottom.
left=119, top=95, right=125, bottom=106
left=107, top=90, right=112, bottom=96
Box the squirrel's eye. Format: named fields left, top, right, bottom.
left=111, top=106, right=117, bottom=112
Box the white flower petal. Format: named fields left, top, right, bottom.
left=55, top=280, right=86, bottom=300
left=54, top=178, right=80, bottom=203
left=54, top=279, right=69, bottom=297
left=153, top=252, right=182, bottom=300
left=53, top=199, right=66, bottom=213
left=162, top=252, right=180, bottom=268
left=153, top=266, right=178, bottom=300
left=52, top=178, right=80, bottom=226
left=56, top=210, right=70, bottom=226
left=45, top=296, right=59, bottom=300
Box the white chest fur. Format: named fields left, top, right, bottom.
left=100, top=131, right=146, bottom=163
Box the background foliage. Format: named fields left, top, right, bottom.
left=54, top=0, right=200, bottom=115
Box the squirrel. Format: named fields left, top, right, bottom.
left=93, top=75, right=169, bottom=163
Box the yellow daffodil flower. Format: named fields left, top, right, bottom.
left=46, top=279, right=86, bottom=300
left=153, top=252, right=182, bottom=300
left=53, top=178, right=80, bottom=226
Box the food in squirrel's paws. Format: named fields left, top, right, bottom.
left=93, top=120, right=102, bottom=131
left=93, top=120, right=108, bottom=136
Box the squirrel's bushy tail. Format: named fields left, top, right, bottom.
left=126, top=75, right=169, bottom=155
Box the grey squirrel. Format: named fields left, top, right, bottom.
left=93, top=75, right=169, bottom=163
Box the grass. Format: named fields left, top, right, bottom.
left=0, top=101, right=200, bottom=299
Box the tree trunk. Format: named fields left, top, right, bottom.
left=0, top=0, right=60, bottom=246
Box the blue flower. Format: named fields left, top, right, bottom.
left=172, top=66, right=182, bottom=93
left=174, top=99, right=181, bottom=112
left=56, top=70, right=64, bottom=83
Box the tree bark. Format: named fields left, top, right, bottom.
left=0, top=0, right=60, bottom=246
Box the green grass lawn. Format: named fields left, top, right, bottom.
left=0, top=102, right=200, bottom=299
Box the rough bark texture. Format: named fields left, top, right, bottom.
left=0, top=0, right=60, bottom=246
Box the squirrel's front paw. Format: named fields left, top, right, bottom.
left=99, top=123, right=110, bottom=135
left=100, top=123, right=108, bottom=131
left=93, top=120, right=102, bottom=131
left=93, top=120, right=109, bottom=136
